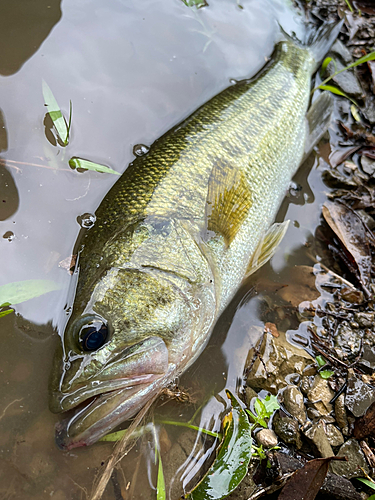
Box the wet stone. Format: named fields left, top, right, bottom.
left=334, top=321, right=362, bottom=356
left=325, top=424, right=344, bottom=447
left=307, top=376, right=335, bottom=416
left=335, top=393, right=349, bottom=436
left=255, top=429, right=278, bottom=448
left=299, top=375, right=314, bottom=396
left=359, top=344, right=375, bottom=371
left=354, top=312, right=374, bottom=328
left=283, top=385, right=306, bottom=424
left=326, top=58, right=363, bottom=99
left=361, top=156, right=375, bottom=176
left=345, top=368, right=375, bottom=417
left=330, top=439, right=369, bottom=479
left=273, top=412, right=302, bottom=449
left=245, top=386, right=258, bottom=407
left=304, top=422, right=334, bottom=458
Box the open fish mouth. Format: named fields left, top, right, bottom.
left=53, top=336, right=170, bottom=450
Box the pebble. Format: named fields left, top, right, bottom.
left=256, top=429, right=278, bottom=448
left=304, top=422, right=333, bottom=458
left=325, top=424, right=344, bottom=447
left=307, top=376, right=335, bottom=416
left=283, top=385, right=306, bottom=424
left=345, top=368, right=375, bottom=417
left=330, top=439, right=370, bottom=479
left=354, top=312, right=374, bottom=328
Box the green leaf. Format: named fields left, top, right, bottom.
left=0, top=309, right=14, bottom=318
left=317, top=85, right=358, bottom=106
left=185, top=390, right=252, bottom=500
left=42, top=80, right=70, bottom=146
left=263, top=395, right=280, bottom=415
left=320, top=370, right=334, bottom=379
left=157, top=450, right=166, bottom=500
left=368, top=495, right=375, bottom=500
left=316, top=355, right=326, bottom=368
left=343, top=50, right=375, bottom=71
left=181, top=0, right=207, bottom=8
left=69, top=157, right=120, bottom=175
left=321, top=57, right=333, bottom=76
left=351, top=104, right=361, bottom=122
left=0, top=279, right=62, bottom=306
left=254, top=398, right=267, bottom=419
left=357, top=478, right=375, bottom=490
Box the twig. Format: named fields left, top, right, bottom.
left=90, top=395, right=158, bottom=500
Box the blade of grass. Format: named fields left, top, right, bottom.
left=344, top=0, right=354, bottom=12
left=0, top=309, right=14, bottom=318
left=69, top=157, right=120, bottom=175
left=0, top=279, right=62, bottom=306
left=159, top=419, right=221, bottom=438
left=317, top=85, right=358, bottom=106
left=157, top=449, right=166, bottom=500
left=42, top=80, right=70, bottom=146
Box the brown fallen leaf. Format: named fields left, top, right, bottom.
left=58, top=254, right=77, bottom=274
left=322, top=201, right=372, bottom=297
left=278, top=456, right=347, bottom=500
left=264, top=322, right=279, bottom=338
left=354, top=401, right=375, bottom=440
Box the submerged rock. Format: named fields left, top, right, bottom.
left=345, top=368, right=375, bottom=417
left=273, top=412, right=302, bottom=449
left=330, top=439, right=369, bottom=479
left=325, top=424, right=344, bottom=447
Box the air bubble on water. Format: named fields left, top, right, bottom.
left=77, top=213, right=96, bottom=229
left=288, top=181, right=302, bottom=198
left=229, top=78, right=237, bottom=85
left=133, top=144, right=150, bottom=157
left=3, top=231, right=14, bottom=241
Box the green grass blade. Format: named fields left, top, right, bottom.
left=42, top=80, right=69, bottom=146
left=67, top=100, right=73, bottom=143
left=357, top=478, right=375, bottom=490
left=0, top=279, right=62, bottom=306
left=157, top=450, right=166, bottom=500
left=321, top=57, right=333, bottom=76
left=344, top=0, right=354, bottom=12
left=69, top=157, right=120, bottom=175
left=317, top=85, right=358, bottom=106
left=159, top=420, right=221, bottom=439
left=0, top=309, right=14, bottom=318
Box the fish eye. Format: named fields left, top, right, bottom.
left=78, top=320, right=109, bottom=352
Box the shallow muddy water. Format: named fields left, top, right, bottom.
left=0, top=1, right=338, bottom=498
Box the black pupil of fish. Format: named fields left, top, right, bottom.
left=80, top=322, right=108, bottom=351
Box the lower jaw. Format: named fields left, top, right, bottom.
left=55, top=377, right=167, bottom=450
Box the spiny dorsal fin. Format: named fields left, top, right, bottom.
left=205, top=157, right=252, bottom=246
left=246, top=220, right=290, bottom=277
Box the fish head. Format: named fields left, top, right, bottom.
left=49, top=266, right=197, bottom=449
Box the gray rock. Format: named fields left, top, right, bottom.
left=283, top=385, right=306, bottom=424
left=307, top=376, right=335, bottom=416
left=330, top=439, right=369, bottom=479
left=325, top=424, right=344, bottom=447
left=345, top=368, right=375, bottom=417
left=330, top=39, right=353, bottom=65
left=359, top=344, right=375, bottom=371
left=273, top=412, right=302, bottom=449
left=335, top=393, right=349, bottom=436
left=304, top=422, right=334, bottom=458
left=326, top=59, right=363, bottom=99
left=364, top=98, right=375, bottom=124
left=300, top=375, right=314, bottom=396
left=361, top=156, right=375, bottom=176
left=256, top=429, right=278, bottom=448
left=334, top=321, right=362, bottom=356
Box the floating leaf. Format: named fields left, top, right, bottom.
left=320, top=370, right=334, bottom=379
left=69, top=157, right=120, bottom=175
left=185, top=390, right=252, bottom=500
left=42, top=80, right=71, bottom=146
left=157, top=450, right=166, bottom=500
left=317, top=85, right=358, bottom=106
left=357, top=478, right=375, bottom=490
left=0, top=279, right=62, bottom=306
left=278, top=456, right=347, bottom=500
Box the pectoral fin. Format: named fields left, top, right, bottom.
left=205, top=158, right=252, bottom=246
left=246, top=220, right=290, bottom=277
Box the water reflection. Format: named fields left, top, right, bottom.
left=0, top=0, right=62, bottom=76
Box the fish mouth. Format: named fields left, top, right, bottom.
left=52, top=336, right=171, bottom=450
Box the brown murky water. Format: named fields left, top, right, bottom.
left=0, top=1, right=336, bottom=498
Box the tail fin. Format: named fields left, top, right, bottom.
left=307, top=19, right=345, bottom=73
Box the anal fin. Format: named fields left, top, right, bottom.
left=205, top=158, right=252, bottom=246
left=245, top=220, right=290, bottom=278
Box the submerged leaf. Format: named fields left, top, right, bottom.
left=157, top=450, right=166, bottom=500
left=42, top=80, right=70, bottom=146
left=185, top=390, right=252, bottom=500
left=69, top=157, right=120, bottom=175
left=278, top=456, right=346, bottom=500
left=0, top=279, right=62, bottom=305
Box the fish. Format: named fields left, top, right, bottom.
left=49, top=21, right=342, bottom=450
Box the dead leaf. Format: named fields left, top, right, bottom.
left=322, top=201, right=372, bottom=296
left=265, top=322, right=279, bottom=338
left=329, top=146, right=361, bottom=168
left=278, top=456, right=347, bottom=500
left=58, top=254, right=77, bottom=274
left=354, top=401, right=375, bottom=440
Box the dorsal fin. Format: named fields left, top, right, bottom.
left=205, top=157, right=253, bottom=246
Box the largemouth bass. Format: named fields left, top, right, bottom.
left=50, top=22, right=341, bottom=450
